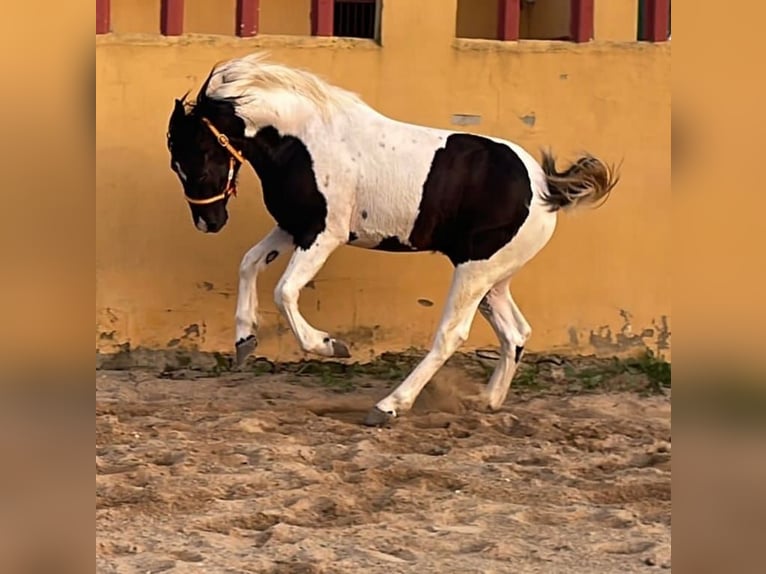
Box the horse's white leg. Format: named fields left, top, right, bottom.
left=364, top=261, right=500, bottom=426
left=273, top=232, right=350, bottom=358
left=234, top=226, right=295, bottom=365
left=478, top=279, right=531, bottom=410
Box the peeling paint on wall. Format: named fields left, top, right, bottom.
left=567, top=327, right=579, bottom=347
left=96, top=307, right=130, bottom=355
left=565, top=310, right=671, bottom=360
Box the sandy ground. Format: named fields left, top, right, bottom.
left=96, top=357, right=671, bottom=574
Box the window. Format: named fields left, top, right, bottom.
left=312, top=0, right=380, bottom=39
left=334, top=0, right=378, bottom=39
left=96, top=0, right=382, bottom=39
left=455, top=0, right=594, bottom=43
left=638, top=0, right=671, bottom=42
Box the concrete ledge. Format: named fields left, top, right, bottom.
left=452, top=37, right=671, bottom=55
left=96, top=32, right=381, bottom=51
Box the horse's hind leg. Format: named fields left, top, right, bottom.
left=478, top=278, right=531, bottom=410
left=364, top=260, right=500, bottom=426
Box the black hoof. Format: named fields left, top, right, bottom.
left=331, top=339, right=351, bottom=358
left=363, top=407, right=394, bottom=428
left=235, top=335, right=257, bottom=366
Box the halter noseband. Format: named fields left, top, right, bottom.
left=184, top=118, right=247, bottom=206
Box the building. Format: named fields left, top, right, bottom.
left=96, top=0, right=671, bottom=362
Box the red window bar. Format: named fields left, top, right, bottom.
left=161, top=0, right=185, bottom=36
left=312, top=0, right=334, bottom=36
left=642, top=0, right=670, bottom=42
left=496, top=1, right=593, bottom=43
left=96, top=0, right=110, bottom=34
left=570, top=0, right=594, bottom=43
left=497, top=0, right=521, bottom=41
left=236, top=0, right=260, bottom=37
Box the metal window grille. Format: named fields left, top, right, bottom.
left=334, top=0, right=377, bottom=39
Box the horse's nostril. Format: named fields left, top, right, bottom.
left=205, top=219, right=224, bottom=233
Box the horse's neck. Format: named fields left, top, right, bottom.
left=238, top=93, right=330, bottom=138
left=245, top=99, right=376, bottom=154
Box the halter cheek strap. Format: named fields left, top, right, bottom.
left=184, top=118, right=247, bottom=206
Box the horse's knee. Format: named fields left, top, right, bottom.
left=273, top=281, right=297, bottom=314
left=239, top=258, right=252, bottom=280
left=478, top=296, right=492, bottom=318
left=432, top=329, right=468, bottom=361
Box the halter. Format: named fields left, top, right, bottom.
left=184, top=118, right=247, bottom=206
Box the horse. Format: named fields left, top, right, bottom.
left=166, top=52, right=620, bottom=427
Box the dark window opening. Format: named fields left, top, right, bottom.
left=334, top=0, right=377, bottom=39
left=638, top=0, right=671, bottom=41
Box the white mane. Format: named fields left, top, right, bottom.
left=202, top=52, right=368, bottom=133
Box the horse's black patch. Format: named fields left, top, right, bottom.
left=361, top=210, right=368, bottom=219
left=247, top=126, right=327, bottom=250
left=169, top=91, right=328, bottom=249
left=265, top=250, right=279, bottom=264
left=409, top=134, right=533, bottom=266
left=514, top=345, right=524, bottom=363
left=348, top=231, right=358, bottom=242
left=374, top=236, right=419, bottom=252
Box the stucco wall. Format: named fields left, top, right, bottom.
left=96, top=0, right=670, bottom=362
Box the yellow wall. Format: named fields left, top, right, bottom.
left=456, top=0, right=640, bottom=42
left=110, top=0, right=312, bottom=36
left=112, top=0, right=640, bottom=41
left=456, top=0, right=497, bottom=40
left=96, top=0, right=671, bottom=362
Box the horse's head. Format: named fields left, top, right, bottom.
left=166, top=94, right=246, bottom=233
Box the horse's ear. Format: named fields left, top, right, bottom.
left=197, top=73, right=213, bottom=104
left=170, top=96, right=189, bottom=136
left=173, top=90, right=192, bottom=113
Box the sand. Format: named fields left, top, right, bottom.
left=96, top=360, right=671, bottom=573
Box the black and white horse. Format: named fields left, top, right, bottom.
left=166, top=53, right=619, bottom=426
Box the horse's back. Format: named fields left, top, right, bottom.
left=343, top=117, right=546, bottom=265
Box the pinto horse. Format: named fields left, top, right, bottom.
left=166, top=53, right=619, bottom=426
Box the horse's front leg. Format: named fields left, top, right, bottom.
left=273, top=231, right=350, bottom=358
left=234, top=226, right=295, bottom=365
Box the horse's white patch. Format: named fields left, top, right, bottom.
left=195, top=217, right=208, bottom=232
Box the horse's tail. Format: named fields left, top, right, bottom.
left=539, top=149, right=621, bottom=212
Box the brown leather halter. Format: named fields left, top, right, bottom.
left=184, top=118, right=247, bottom=206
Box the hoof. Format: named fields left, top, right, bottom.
left=331, top=339, right=351, bottom=358
left=363, top=406, right=394, bottom=428
left=235, top=335, right=258, bottom=366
